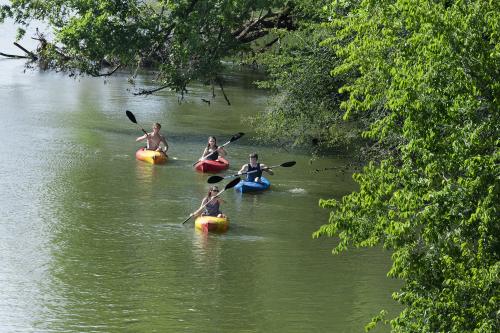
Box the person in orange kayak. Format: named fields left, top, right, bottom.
left=192, top=185, right=226, bottom=218
left=199, top=136, right=226, bottom=161
left=238, top=152, right=274, bottom=182
left=136, top=122, right=169, bottom=153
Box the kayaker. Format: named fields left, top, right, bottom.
left=136, top=122, right=169, bottom=153
left=192, top=186, right=226, bottom=218
left=199, top=136, right=226, bottom=161
left=238, top=153, right=274, bottom=183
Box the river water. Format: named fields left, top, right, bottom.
left=0, top=20, right=399, bottom=332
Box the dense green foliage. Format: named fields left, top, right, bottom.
left=250, top=23, right=360, bottom=152
left=314, top=0, right=500, bottom=331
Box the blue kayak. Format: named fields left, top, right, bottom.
left=235, top=176, right=271, bottom=193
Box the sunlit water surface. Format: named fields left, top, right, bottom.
left=0, top=20, right=400, bottom=332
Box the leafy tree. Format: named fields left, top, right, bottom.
left=250, top=23, right=360, bottom=153
left=0, top=0, right=304, bottom=95
left=314, top=0, right=499, bottom=331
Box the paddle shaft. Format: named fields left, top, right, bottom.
left=232, top=163, right=280, bottom=178
left=206, top=161, right=296, bottom=184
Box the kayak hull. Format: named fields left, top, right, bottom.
left=194, top=157, right=229, bottom=173
left=235, top=176, right=271, bottom=193
left=195, top=215, right=229, bottom=233
left=135, top=148, right=168, bottom=165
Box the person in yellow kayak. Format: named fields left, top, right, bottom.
left=192, top=186, right=226, bottom=218
left=238, top=153, right=274, bottom=182
left=199, top=136, right=226, bottom=161
left=136, top=122, right=169, bottom=153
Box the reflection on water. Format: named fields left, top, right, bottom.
left=0, top=54, right=400, bottom=332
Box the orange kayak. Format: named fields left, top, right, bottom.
left=195, top=215, right=229, bottom=233
left=135, top=148, right=168, bottom=164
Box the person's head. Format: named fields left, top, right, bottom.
left=207, top=185, right=219, bottom=198
left=207, top=136, right=217, bottom=148
left=152, top=122, right=161, bottom=133
left=249, top=152, right=258, bottom=164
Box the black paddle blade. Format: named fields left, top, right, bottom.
left=125, top=110, right=137, bottom=124
left=281, top=161, right=296, bottom=167
left=225, top=177, right=241, bottom=190
left=229, top=132, right=245, bottom=142
left=207, top=175, right=224, bottom=184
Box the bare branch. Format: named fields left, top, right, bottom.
left=90, top=64, right=122, bottom=77
left=133, top=85, right=170, bottom=96
left=217, top=79, right=231, bottom=105
left=13, top=42, right=37, bottom=60
left=0, top=52, right=30, bottom=59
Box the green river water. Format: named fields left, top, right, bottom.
left=0, top=22, right=400, bottom=333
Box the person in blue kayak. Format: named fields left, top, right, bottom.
left=199, top=136, right=226, bottom=161
left=136, top=122, right=169, bottom=153
left=238, top=153, right=274, bottom=182
left=192, top=185, right=226, bottom=218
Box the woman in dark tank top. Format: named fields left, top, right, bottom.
left=192, top=186, right=225, bottom=218
left=200, top=136, right=226, bottom=161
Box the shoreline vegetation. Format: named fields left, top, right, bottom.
left=1, top=1, right=498, bottom=332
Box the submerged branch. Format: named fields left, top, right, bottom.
left=133, top=85, right=170, bottom=96
left=217, top=79, right=231, bottom=105
left=90, top=64, right=122, bottom=77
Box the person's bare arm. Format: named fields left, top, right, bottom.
left=200, top=147, right=209, bottom=160
left=238, top=164, right=248, bottom=175
left=261, top=163, right=274, bottom=175
left=159, top=135, right=169, bottom=152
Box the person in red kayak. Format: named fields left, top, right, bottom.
left=199, top=136, right=226, bottom=161
left=192, top=185, right=226, bottom=218
left=136, top=122, right=169, bottom=153
left=238, top=153, right=274, bottom=183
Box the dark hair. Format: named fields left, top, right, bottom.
left=249, top=153, right=258, bottom=160
left=206, top=136, right=218, bottom=149
left=153, top=122, right=161, bottom=129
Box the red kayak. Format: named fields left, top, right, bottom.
left=194, top=157, right=229, bottom=173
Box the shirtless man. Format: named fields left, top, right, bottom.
left=136, top=122, right=169, bottom=153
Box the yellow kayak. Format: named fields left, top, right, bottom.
left=195, top=215, right=229, bottom=233
left=135, top=148, right=168, bottom=165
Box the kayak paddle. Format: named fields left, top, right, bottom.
left=126, top=110, right=148, bottom=136
left=192, top=132, right=245, bottom=166
left=207, top=161, right=296, bottom=184
left=181, top=177, right=241, bottom=224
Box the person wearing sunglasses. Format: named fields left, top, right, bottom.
left=192, top=186, right=226, bottom=218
